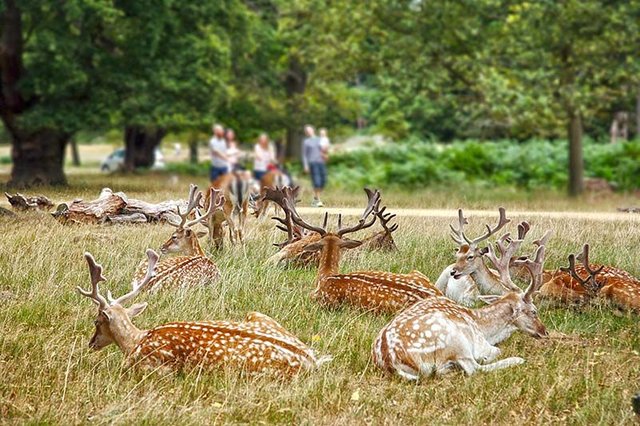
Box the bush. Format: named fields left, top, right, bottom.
left=328, top=139, right=640, bottom=191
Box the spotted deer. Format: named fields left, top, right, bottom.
left=360, top=204, right=398, bottom=252
left=79, top=250, right=331, bottom=374
left=285, top=188, right=442, bottom=313
left=435, top=208, right=527, bottom=306
left=373, top=240, right=548, bottom=379
left=253, top=169, right=291, bottom=218
left=540, top=244, right=640, bottom=311
left=132, top=184, right=222, bottom=293
left=208, top=171, right=251, bottom=248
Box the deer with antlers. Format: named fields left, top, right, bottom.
left=284, top=188, right=441, bottom=313
left=131, top=184, right=222, bottom=293
left=78, top=250, right=331, bottom=374
left=207, top=171, right=251, bottom=248
left=373, top=238, right=548, bottom=379
left=540, top=244, right=640, bottom=311
left=434, top=208, right=539, bottom=306
left=359, top=204, right=398, bottom=252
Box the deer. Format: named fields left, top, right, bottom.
left=131, top=184, right=223, bottom=293
left=284, top=188, right=442, bottom=314
left=435, top=208, right=531, bottom=306
left=207, top=171, right=251, bottom=248
left=539, top=244, right=640, bottom=311
left=359, top=204, right=398, bottom=252
left=372, top=238, right=548, bottom=379
left=78, top=249, right=331, bottom=374
left=253, top=169, right=291, bottom=218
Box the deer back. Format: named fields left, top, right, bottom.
left=132, top=256, right=219, bottom=294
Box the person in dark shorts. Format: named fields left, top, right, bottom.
left=209, top=124, right=229, bottom=182
left=302, top=125, right=329, bottom=207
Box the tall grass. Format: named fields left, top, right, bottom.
left=0, top=178, right=639, bottom=424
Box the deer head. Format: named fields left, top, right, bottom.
left=559, top=244, right=605, bottom=299
left=77, top=249, right=159, bottom=353
left=265, top=186, right=305, bottom=248
left=284, top=188, right=380, bottom=277
left=363, top=203, right=398, bottom=251
left=161, top=185, right=224, bottom=256
left=449, top=208, right=510, bottom=279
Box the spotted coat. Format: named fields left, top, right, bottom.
left=133, top=256, right=220, bottom=293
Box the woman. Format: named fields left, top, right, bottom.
left=225, top=128, right=242, bottom=172
left=253, top=133, right=276, bottom=181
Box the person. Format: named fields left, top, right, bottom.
left=319, top=128, right=331, bottom=161
left=225, top=128, right=242, bottom=172
left=209, top=124, right=229, bottom=182
left=253, top=133, right=276, bottom=181
left=302, top=125, right=328, bottom=207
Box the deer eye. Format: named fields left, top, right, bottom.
left=94, top=319, right=100, bottom=326
left=467, top=255, right=474, bottom=260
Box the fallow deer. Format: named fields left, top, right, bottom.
left=253, top=169, right=291, bottom=218
left=373, top=240, right=548, bottom=379
left=132, top=184, right=222, bottom=293
left=79, top=250, right=331, bottom=374
left=435, top=208, right=537, bottom=306
left=539, top=244, right=640, bottom=311
left=359, top=204, right=398, bottom=252
left=208, top=171, right=251, bottom=248
left=285, top=188, right=442, bottom=313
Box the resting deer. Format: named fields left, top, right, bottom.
left=79, top=250, right=330, bottom=374
left=359, top=204, right=398, bottom=252
left=132, top=184, right=222, bottom=293
left=208, top=171, right=251, bottom=248
left=373, top=239, right=548, bottom=379
left=540, top=244, right=640, bottom=311
left=285, top=188, right=442, bottom=313
left=435, top=208, right=528, bottom=306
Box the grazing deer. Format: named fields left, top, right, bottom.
left=253, top=169, right=291, bottom=218
left=132, top=184, right=222, bottom=293
left=359, top=204, right=398, bottom=252
left=435, top=208, right=526, bottom=306
left=285, top=188, right=442, bottom=313
left=79, top=250, right=331, bottom=374
left=540, top=244, right=640, bottom=311
left=208, top=171, right=251, bottom=248
left=373, top=240, right=548, bottom=379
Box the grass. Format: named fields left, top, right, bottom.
left=1, top=174, right=639, bottom=424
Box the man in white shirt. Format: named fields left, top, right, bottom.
left=209, top=124, right=229, bottom=182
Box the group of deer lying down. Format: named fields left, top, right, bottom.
left=77, top=179, right=640, bottom=380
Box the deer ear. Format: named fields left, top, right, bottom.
left=339, top=239, right=362, bottom=249
left=478, top=295, right=502, bottom=305
left=302, top=241, right=324, bottom=253
left=196, top=230, right=207, bottom=238
left=127, top=302, right=148, bottom=318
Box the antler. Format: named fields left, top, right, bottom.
left=186, top=187, right=224, bottom=229
left=284, top=197, right=328, bottom=236
left=375, top=205, right=398, bottom=234
left=560, top=244, right=605, bottom=297
left=107, top=249, right=160, bottom=306
left=449, top=209, right=469, bottom=245
left=461, top=207, right=511, bottom=247
left=336, top=188, right=381, bottom=237
left=77, top=253, right=109, bottom=310
left=172, top=184, right=202, bottom=228
left=513, top=244, right=546, bottom=302
left=484, top=221, right=530, bottom=292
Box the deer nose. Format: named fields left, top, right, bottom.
left=450, top=269, right=457, bottom=276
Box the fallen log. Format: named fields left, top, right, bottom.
left=5, top=192, right=54, bottom=211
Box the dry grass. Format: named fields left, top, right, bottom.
left=1, top=175, right=639, bottom=424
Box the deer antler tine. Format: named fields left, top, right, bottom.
left=517, top=221, right=530, bottom=240
left=78, top=252, right=109, bottom=310
left=284, top=198, right=327, bottom=236
left=533, top=230, right=552, bottom=247
left=185, top=187, right=222, bottom=229
left=336, top=189, right=380, bottom=237
left=111, top=249, right=159, bottom=306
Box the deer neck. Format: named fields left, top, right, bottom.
left=110, top=314, right=147, bottom=355
left=471, top=297, right=518, bottom=345
left=471, top=261, right=509, bottom=295
left=317, top=239, right=341, bottom=282
left=189, top=237, right=205, bottom=257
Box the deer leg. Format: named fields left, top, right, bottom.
left=475, top=357, right=525, bottom=372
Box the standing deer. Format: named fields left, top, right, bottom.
left=435, top=208, right=531, bottom=306
left=285, top=188, right=442, bottom=314
left=373, top=240, right=548, bottom=379
left=208, top=171, right=251, bottom=248
left=540, top=244, right=640, bottom=311
left=79, top=250, right=331, bottom=374
left=253, top=169, right=291, bottom=218
left=132, top=184, right=222, bottom=293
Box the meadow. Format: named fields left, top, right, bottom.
left=1, top=173, right=639, bottom=424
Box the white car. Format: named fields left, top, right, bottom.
left=101, top=148, right=165, bottom=172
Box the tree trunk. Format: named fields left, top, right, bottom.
left=70, top=138, right=81, bottom=166
left=124, top=125, right=166, bottom=170
left=636, top=88, right=640, bottom=138
left=188, top=133, right=198, bottom=164
left=283, top=56, right=307, bottom=160
left=9, top=129, right=68, bottom=187
left=567, top=110, right=584, bottom=197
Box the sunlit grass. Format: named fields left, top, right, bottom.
left=1, top=176, right=639, bottom=424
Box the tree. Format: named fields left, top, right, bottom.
left=0, top=0, right=119, bottom=186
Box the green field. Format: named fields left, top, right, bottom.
left=1, top=175, right=639, bottom=424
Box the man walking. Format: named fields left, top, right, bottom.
left=209, top=123, right=229, bottom=182
left=302, top=125, right=329, bottom=207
